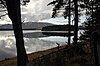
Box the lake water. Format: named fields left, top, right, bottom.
left=0, top=30, right=67, bottom=60
left=0, top=30, right=83, bottom=60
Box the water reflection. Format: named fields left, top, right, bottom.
left=0, top=30, right=84, bottom=60
left=0, top=30, right=63, bottom=60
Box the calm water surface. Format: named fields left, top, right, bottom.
left=0, top=30, right=69, bottom=60
left=0, top=30, right=83, bottom=60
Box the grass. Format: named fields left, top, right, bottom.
left=0, top=45, right=65, bottom=66
left=0, top=43, right=95, bottom=66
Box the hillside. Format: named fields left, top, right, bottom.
left=0, top=22, right=85, bottom=30
left=0, top=43, right=95, bottom=66
left=0, top=22, right=54, bottom=30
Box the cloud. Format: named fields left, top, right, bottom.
left=0, top=0, right=53, bottom=24
left=21, top=0, right=53, bottom=22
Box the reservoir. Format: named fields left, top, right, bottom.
left=0, top=30, right=83, bottom=60
left=0, top=30, right=68, bottom=60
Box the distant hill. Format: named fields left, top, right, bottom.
left=0, top=22, right=55, bottom=30
left=0, top=22, right=85, bottom=30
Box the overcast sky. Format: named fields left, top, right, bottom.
left=0, top=0, right=54, bottom=24
left=0, top=0, right=86, bottom=25
left=0, top=0, right=86, bottom=60
left=21, top=0, right=53, bottom=22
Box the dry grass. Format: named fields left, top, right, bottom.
left=0, top=45, right=66, bottom=66
left=0, top=44, right=95, bottom=66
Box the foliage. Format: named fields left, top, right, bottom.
left=79, top=0, right=100, bottom=42
left=48, top=0, right=89, bottom=44
left=0, top=0, right=30, bottom=18
left=0, top=44, right=94, bottom=66
left=48, top=0, right=89, bottom=19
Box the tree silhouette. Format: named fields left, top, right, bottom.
left=48, top=0, right=74, bottom=45
left=79, top=0, right=100, bottom=65
left=68, top=0, right=71, bottom=45
left=48, top=0, right=88, bottom=44
left=4, top=0, right=29, bottom=66
left=73, top=0, right=78, bottom=44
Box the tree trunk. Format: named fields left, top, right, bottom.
left=5, top=0, right=29, bottom=66
left=68, top=0, right=71, bottom=45
left=92, top=32, right=100, bottom=66
left=73, top=0, right=78, bottom=44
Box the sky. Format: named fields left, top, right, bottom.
left=0, top=0, right=87, bottom=60
left=0, top=0, right=53, bottom=24
left=0, top=0, right=86, bottom=25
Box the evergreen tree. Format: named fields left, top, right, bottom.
left=48, top=0, right=88, bottom=44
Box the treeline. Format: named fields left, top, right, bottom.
left=42, top=25, right=85, bottom=31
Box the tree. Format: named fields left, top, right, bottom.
left=48, top=0, right=86, bottom=44
left=79, top=0, right=100, bottom=66
left=73, top=0, right=78, bottom=44
left=79, top=0, right=100, bottom=43
left=68, top=0, right=71, bottom=45
left=0, top=0, right=29, bottom=66
left=5, top=0, right=29, bottom=66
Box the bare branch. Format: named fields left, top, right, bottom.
left=0, top=13, right=7, bottom=19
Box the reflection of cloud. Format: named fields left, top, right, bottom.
left=39, top=36, right=68, bottom=42
left=0, top=49, right=15, bottom=60
left=24, top=38, right=57, bottom=53
left=0, top=37, right=16, bottom=60
left=0, top=36, right=57, bottom=60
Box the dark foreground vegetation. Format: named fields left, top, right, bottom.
left=0, top=42, right=95, bottom=66
left=0, top=0, right=100, bottom=66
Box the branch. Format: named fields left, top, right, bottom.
left=0, top=13, right=7, bottom=19
left=0, top=0, right=7, bottom=8
left=0, top=9, right=7, bottom=12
